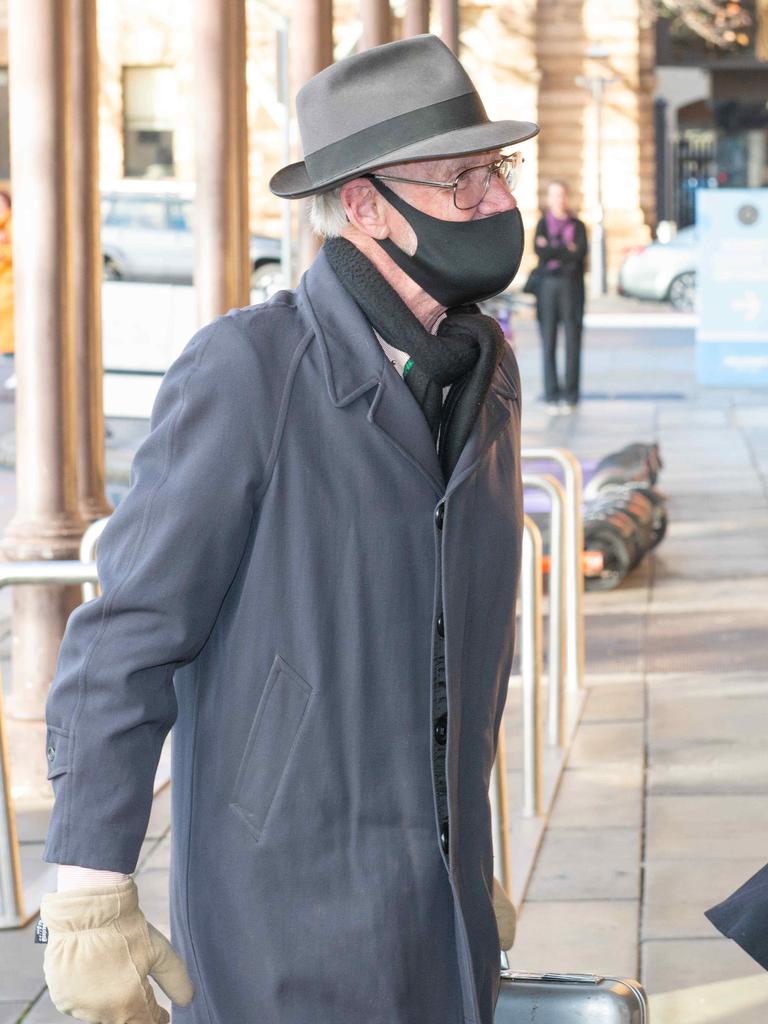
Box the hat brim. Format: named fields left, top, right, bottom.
left=269, top=119, right=540, bottom=199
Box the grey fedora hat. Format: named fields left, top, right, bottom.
left=270, top=34, right=539, bottom=199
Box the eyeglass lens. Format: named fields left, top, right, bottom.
left=454, top=154, right=522, bottom=210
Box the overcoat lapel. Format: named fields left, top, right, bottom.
left=299, top=251, right=444, bottom=495
left=299, top=251, right=514, bottom=500
left=444, top=388, right=510, bottom=498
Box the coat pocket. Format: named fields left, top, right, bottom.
left=229, top=655, right=313, bottom=842
left=45, top=725, right=71, bottom=780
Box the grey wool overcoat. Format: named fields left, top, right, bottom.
left=44, top=251, right=524, bottom=1024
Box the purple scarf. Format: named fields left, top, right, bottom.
left=545, top=210, right=575, bottom=270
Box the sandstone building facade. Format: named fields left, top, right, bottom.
left=1, top=0, right=662, bottom=284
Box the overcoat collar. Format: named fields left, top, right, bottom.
left=297, top=249, right=512, bottom=499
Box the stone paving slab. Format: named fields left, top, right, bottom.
left=0, top=1005, right=29, bottom=1024
left=643, top=609, right=768, bottom=672
left=663, top=495, right=768, bottom=522
left=510, top=900, right=639, bottom=979
left=548, top=765, right=644, bottom=830
left=581, top=683, right=645, bottom=722
left=583, top=615, right=646, bottom=676
left=643, top=857, right=763, bottom=940
left=568, top=720, right=645, bottom=770
left=653, top=556, right=768, bottom=582
left=648, top=758, right=768, bottom=797
left=526, top=826, right=641, bottom=901
left=647, top=676, right=768, bottom=751
left=643, top=938, right=768, bottom=1023
left=648, top=575, right=768, bottom=610
left=646, top=795, right=768, bottom=862
left=0, top=920, right=45, bottom=1004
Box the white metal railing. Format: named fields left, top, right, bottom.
left=520, top=516, right=544, bottom=819
left=521, top=448, right=585, bottom=693
left=79, top=517, right=110, bottom=602
left=492, top=448, right=586, bottom=902
left=521, top=473, right=567, bottom=747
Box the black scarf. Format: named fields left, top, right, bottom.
left=324, top=237, right=507, bottom=480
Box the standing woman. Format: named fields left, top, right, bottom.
left=533, top=181, right=587, bottom=412
left=0, top=190, right=14, bottom=390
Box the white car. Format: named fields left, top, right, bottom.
left=618, top=226, right=697, bottom=312
left=101, top=180, right=283, bottom=298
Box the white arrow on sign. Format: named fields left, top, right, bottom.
left=731, top=290, right=763, bottom=322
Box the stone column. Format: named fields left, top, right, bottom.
left=438, top=0, right=459, bottom=53
left=293, top=0, right=334, bottom=275
left=460, top=0, right=540, bottom=258
left=581, top=0, right=654, bottom=278
left=757, top=0, right=768, bottom=62
left=4, top=0, right=85, bottom=801
left=404, top=0, right=430, bottom=36
left=193, top=0, right=250, bottom=324
left=70, top=0, right=112, bottom=525
left=233, top=0, right=251, bottom=303
left=361, top=0, right=391, bottom=49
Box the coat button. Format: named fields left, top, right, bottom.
left=434, top=714, right=447, bottom=746
left=46, top=746, right=55, bottom=762
left=434, top=503, right=444, bottom=529
left=436, top=612, right=444, bottom=638
left=440, top=822, right=449, bottom=855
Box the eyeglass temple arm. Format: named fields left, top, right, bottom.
left=371, top=173, right=455, bottom=189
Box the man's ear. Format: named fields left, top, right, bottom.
left=340, top=179, right=390, bottom=240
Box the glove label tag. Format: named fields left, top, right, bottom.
left=34, top=918, right=49, bottom=944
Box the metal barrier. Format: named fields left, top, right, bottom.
left=520, top=515, right=544, bottom=819
left=79, top=517, right=110, bottom=602
left=491, top=451, right=585, bottom=896
left=522, top=473, right=567, bottom=747
left=521, top=448, right=585, bottom=693
left=0, top=561, right=99, bottom=928
left=490, top=515, right=545, bottom=897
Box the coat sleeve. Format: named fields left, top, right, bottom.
left=43, top=314, right=278, bottom=873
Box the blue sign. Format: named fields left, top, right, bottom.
left=696, top=188, right=768, bottom=388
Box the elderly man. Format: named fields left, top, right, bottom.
left=39, top=35, right=538, bottom=1024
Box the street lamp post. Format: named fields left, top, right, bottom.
left=576, top=51, right=617, bottom=299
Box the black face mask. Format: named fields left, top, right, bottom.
left=371, top=177, right=525, bottom=308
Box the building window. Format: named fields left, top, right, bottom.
left=0, top=67, right=9, bottom=181
left=122, top=65, right=178, bottom=179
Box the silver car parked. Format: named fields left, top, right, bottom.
left=101, top=181, right=283, bottom=298
left=618, top=225, right=697, bottom=312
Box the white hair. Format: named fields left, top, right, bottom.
left=309, top=188, right=348, bottom=239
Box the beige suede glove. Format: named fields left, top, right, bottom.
left=40, top=879, right=194, bottom=1023
left=492, top=876, right=517, bottom=951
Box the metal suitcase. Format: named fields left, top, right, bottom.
left=495, top=968, right=649, bottom=1023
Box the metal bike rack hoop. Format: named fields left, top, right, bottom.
left=522, top=473, right=567, bottom=747
left=521, top=448, right=585, bottom=693
left=520, top=516, right=544, bottom=819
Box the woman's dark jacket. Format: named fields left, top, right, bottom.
left=533, top=213, right=588, bottom=279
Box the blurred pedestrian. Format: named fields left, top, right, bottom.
left=0, top=189, right=14, bottom=390
left=533, top=180, right=587, bottom=413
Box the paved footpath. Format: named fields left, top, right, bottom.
left=3, top=312, right=768, bottom=1021
left=509, top=316, right=768, bottom=1023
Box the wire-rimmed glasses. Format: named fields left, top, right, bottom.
left=370, top=151, right=524, bottom=210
